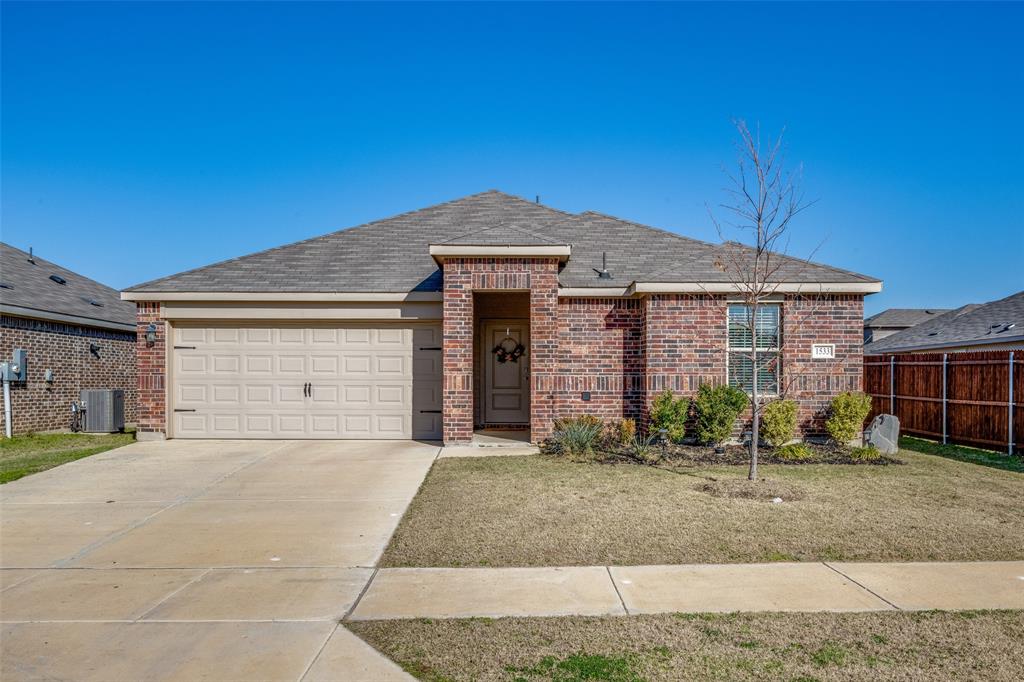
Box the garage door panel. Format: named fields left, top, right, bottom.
left=171, top=323, right=441, bottom=439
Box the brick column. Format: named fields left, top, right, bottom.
left=528, top=264, right=559, bottom=441
left=442, top=268, right=474, bottom=443
left=136, top=302, right=167, bottom=440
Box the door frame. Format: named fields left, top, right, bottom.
left=480, top=318, right=531, bottom=425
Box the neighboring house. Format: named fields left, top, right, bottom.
left=864, top=291, right=1024, bottom=355
left=122, top=191, right=881, bottom=444
left=863, top=308, right=949, bottom=343
left=0, top=243, right=138, bottom=434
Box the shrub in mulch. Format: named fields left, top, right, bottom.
left=540, top=440, right=903, bottom=466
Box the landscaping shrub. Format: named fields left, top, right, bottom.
left=775, top=442, right=815, bottom=461
left=849, top=445, right=881, bottom=461
left=628, top=433, right=659, bottom=464
left=649, top=389, right=689, bottom=443
left=551, top=415, right=604, bottom=460
left=760, top=399, right=798, bottom=447
left=825, top=391, right=873, bottom=444
left=693, top=384, right=749, bottom=445
left=604, top=418, right=636, bottom=447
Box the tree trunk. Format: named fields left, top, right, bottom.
left=749, top=301, right=759, bottom=481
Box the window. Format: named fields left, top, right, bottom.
left=728, top=304, right=780, bottom=395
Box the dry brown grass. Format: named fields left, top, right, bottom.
left=380, top=450, right=1024, bottom=567
left=349, top=610, right=1024, bottom=682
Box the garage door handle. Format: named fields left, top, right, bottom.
left=174, top=409, right=196, bottom=413
left=173, top=345, right=196, bottom=350
left=303, top=382, right=310, bottom=397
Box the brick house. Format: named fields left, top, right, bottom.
left=121, top=191, right=881, bottom=444
left=0, top=243, right=137, bottom=435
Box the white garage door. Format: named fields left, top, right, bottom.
left=170, top=324, right=442, bottom=439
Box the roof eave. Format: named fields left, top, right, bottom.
left=630, top=281, right=883, bottom=295
left=120, top=291, right=444, bottom=302
left=866, top=333, right=1024, bottom=355
left=0, top=303, right=136, bottom=333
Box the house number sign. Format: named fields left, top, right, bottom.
left=811, top=344, right=836, bottom=360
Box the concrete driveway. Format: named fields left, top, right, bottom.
left=1, top=438, right=439, bottom=681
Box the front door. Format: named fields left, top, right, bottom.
left=483, top=321, right=530, bottom=424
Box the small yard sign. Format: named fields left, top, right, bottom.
left=811, top=343, right=836, bottom=360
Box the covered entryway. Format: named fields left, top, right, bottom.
left=169, top=323, right=442, bottom=439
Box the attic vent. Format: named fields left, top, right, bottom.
left=0, top=283, right=12, bottom=289
left=81, top=297, right=104, bottom=307
left=927, top=332, right=938, bottom=336
left=49, top=275, right=67, bottom=285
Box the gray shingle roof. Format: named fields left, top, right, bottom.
left=864, top=308, right=951, bottom=329
left=125, top=190, right=879, bottom=294
left=864, top=291, right=1024, bottom=354
left=1, top=243, right=136, bottom=330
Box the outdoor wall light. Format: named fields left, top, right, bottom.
left=44, top=369, right=54, bottom=384
left=145, top=323, right=157, bottom=347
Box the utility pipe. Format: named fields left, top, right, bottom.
left=3, top=379, right=11, bottom=439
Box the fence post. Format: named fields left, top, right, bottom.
left=1010, top=351, right=1015, bottom=456
left=942, top=353, right=948, bottom=445
left=889, top=355, right=895, bottom=415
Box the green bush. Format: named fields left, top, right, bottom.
left=552, top=415, right=604, bottom=459
left=693, top=384, right=749, bottom=445
left=775, top=442, right=815, bottom=461
left=850, top=445, right=881, bottom=461
left=825, top=391, right=873, bottom=444
left=760, top=399, right=798, bottom=447
left=649, top=389, right=690, bottom=443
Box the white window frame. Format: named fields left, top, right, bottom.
left=726, top=302, right=781, bottom=397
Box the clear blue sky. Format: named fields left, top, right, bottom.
left=2, top=2, right=1021, bottom=316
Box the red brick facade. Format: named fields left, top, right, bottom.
left=135, top=302, right=167, bottom=437
left=0, top=315, right=137, bottom=435
left=442, top=257, right=560, bottom=443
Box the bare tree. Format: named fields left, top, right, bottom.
left=709, top=120, right=816, bottom=481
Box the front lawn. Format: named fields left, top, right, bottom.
left=0, top=431, right=135, bottom=483
left=380, top=449, right=1024, bottom=567
left=350, top=610, right=1024, bottom=682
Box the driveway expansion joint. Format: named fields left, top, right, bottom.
left=822, top=561, right=902, bottom=611
left=606, top=565, right=630, bottom=616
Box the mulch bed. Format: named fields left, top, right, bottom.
left=541, top=440, right=903, bottom=466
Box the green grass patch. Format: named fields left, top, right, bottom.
left=0, top=431, right=134, bottom=483
left=899, top=436, right=1024, bottom=473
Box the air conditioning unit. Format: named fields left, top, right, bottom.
left=80, top=389, right=125, bottom=433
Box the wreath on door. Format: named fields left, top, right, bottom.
left=492, top=336, right=526, bottom=363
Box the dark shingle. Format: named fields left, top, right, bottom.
left=125, top=190, right=879, bottom=293
left=0, top=243, right=136, bottom=329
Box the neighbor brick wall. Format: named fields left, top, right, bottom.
left=553, top=297, right=645, bottom=422
left=441, top=257, right=559, bottom=443
left=135, top=302, right=167, bottom=436
left=0, top=315, right=137, bottom=434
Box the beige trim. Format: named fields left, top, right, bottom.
left=0, top=303, right=136, bottom=333
left=429, top=244, right=571, bottom=261
left=161, top=301, right=442, bottom=321
left=558, top=287, right=634, bottom=298
left=630, top=281, right=883, bottom=295
left=121, top=291, right=443, bottom=302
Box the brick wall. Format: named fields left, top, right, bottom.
left=553, top=297, right=645, bottom=421
left=0, top=315, right=137, bottom=434
left=644, top=294, right=729, bottom=405
left=782, top=294, right=864, bottom=436
left=441, top=257, right=560, bottom=443
left=135, top=302, right=167, bottom=437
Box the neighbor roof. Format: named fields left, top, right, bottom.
left=864, top=291, right=1024, bottom=354
left=1, top=243, right=136, bottom=331
left=125, top=190, right=880, bottom=295
left=864, top=308, right=951, bottom=329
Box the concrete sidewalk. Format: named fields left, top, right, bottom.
left=349, top=561, right=1024, bottom=620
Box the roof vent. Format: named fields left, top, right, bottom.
left=49, top=275, right=67, bottom=286
left=0, top=283, right=11, bottom=289
left=927, top=332, right=938, bottom=336
left=27, top=247, right=36, bottom=265
left=81, top=297, right=104, bottom=307
left=593, top=252, right=613, bottom=280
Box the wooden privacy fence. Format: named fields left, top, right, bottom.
left=863, top=350, right=1022, bottom=454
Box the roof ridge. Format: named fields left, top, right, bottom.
left=124, top=189, right=520, bottom=291
left=439, top=222, right=563, bottom=245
